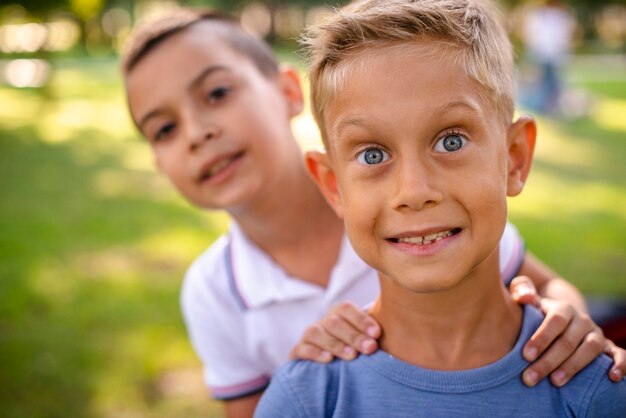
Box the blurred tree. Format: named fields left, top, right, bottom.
left=69, top=0, right=104, bottom=21
left=6, top=0, right=66, bottom=20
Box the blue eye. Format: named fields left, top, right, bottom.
left=207, top=86, right=230, bottom=103
left=356, top=147, right=389, bottom=165
left=434, top=134, right=467, bottom=153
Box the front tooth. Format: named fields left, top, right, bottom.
left=424, top=233, right=438, bottom=241
left=209, top=159, right=229, bottom=176
left=399, top=230, right=454, bottom=244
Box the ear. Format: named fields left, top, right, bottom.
left=305, top=150, right=344, bottom=218
left=506, top=115, right=537, bottom=197
left=277, top=65, right=304, bottom=118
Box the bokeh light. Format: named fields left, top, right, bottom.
left=44, top=19, right=81, bottom=51
left=240, top=2, right=272, bottom=38
left=0, top=23, right=47, bottom=53
left=3, top=59, right=51, bottom=88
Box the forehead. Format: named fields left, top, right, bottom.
left=125, top=22, right=265, bottom=118
left=324, top=42, right=494, bottom=140
left=129, top=22, right=261, bottom=80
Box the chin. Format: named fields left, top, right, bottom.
left=382, top=270, right=465, bottom=294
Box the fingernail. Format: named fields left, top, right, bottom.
left=367, top=326, right=379, bottom=338
left=516, top=283, right=533, bottom=296
left=552, top=371, right=566, bottom=386
left=319, top=351, right=332, bottom=362
left=610, top=368, right=622, bottom=380
left=343, top=346, right=356, bottom=359
left=524, top=370, right=538, bottom=386
left=360, top=339, right=376, bottom=353
left=524, top=346, right=538, bottom=361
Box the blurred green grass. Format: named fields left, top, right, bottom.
left=0, top=54, right=624, bottom=417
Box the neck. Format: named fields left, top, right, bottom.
left=231, top=155, right=344, bottom=287
left=369, top=255, right=523, bottom=370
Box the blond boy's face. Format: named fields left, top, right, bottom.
left=125, top=22, right=302, bottom=212
left=312, top=43, right=533, bottom=294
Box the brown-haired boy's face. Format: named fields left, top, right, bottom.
left=125, top=22, right=302, bottom=212
left=311, top=42, right=533, bottom=296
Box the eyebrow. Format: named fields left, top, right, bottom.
left=137, top=65, right=231, bottom=131
left=332, top=98, right=482, bottom=140
left=436, top=98, right=482, bottom=115
left=332, top=116, right=367, bottom=140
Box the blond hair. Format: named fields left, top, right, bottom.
left=121, top=7, right=277, bottom=78
left=302, top=0, right=515, bottom=143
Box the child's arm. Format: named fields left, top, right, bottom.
left=223, top=393, right=263, bottom=418
left=291, top=254, right=626, bottom=386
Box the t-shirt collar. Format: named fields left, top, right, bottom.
left=228, top=222, right=369, bottom=310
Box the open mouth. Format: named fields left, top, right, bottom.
left=388, top=228, right=462, bottom=245
left=198, top=152, right=244, bottom=182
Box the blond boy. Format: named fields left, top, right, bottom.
left=255, top=0, right=626, bottom=416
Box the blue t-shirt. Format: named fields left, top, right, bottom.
left=255, top=306, right=626, bottom=417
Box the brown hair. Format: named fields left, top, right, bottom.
left=302, top=0, right=515, bottom=143
left=121, top=7, right=278, bottom=78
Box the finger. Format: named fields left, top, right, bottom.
left=322, top=312, right=377, bottom=356
left=290, top=343, right=333, bottom=362
left=605, top=341, right=626, bottom=382
left=522, top=314, right=594, bottom=386
left=523, top=300, right=574, bottom=363
left=509, top=276, right=540, bottom=307
left=333, top=301, right=381, bottom=339
left=301, top=323, right=356, bottom=360
left=546, top=327, right=605, bottom=387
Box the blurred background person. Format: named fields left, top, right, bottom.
left=521, top=0, right=576, bottom=115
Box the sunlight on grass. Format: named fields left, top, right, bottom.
left=38, top=97, right=135, bottom=143
left=511, top=173, right=626, bottom=219
left=30, top=257, right=78, bottom=304
left=0, top=89, right=46, bottom=127
left=94, top=167, right=169, bottom=199
left=533, top=121, right=603, bottom=170
left=592, top=97, right=626, bottom=133
left=512, top=116, right=624, bottom=222
left=136, top=223, right=229, bottom=266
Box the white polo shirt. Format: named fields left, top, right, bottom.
left=180, top=222, right=524, bottom=400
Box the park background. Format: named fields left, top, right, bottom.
left=0, top=0, right=625, bottom=416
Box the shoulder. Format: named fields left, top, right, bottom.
left=256, top=360, right=343, bottom=418
left=273, top=359, right=343, bottom=397
left=561, top=354, right=626, bottom=417
left=183, top=234, right=230, bottom=287
left=179, top=233, right=247, bottom=346
left=179, top=234, right=270, bottom=398
left=180, top=234, right=232, bottom=311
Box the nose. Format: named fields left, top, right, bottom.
left=188, top=128, right=217, bottom=152
left=183, top=109, right=220, bottom=152
left=390, top=158, right=443, bottom=212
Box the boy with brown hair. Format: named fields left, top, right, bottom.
left=121, top=7, right=624, bottom=417
left=255, top=0, right=626, bottom=416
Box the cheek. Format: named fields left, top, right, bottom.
left=340, top=182, right=381, bottom=239
left=155, top=149, right=187, bottom=187
left=463, top=150, right=509, bottom=235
